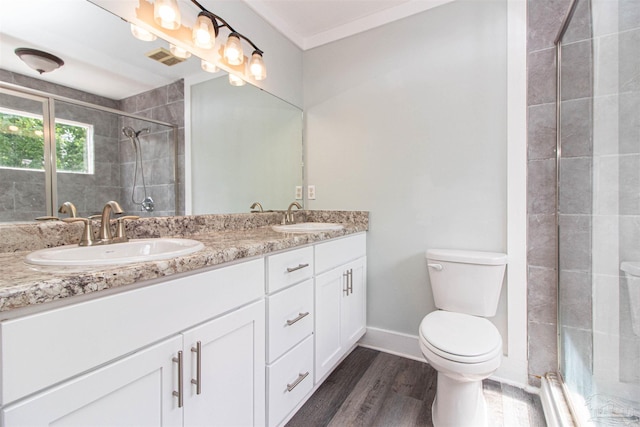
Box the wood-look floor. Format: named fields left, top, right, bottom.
left=286, top=347, right=546, bottom=427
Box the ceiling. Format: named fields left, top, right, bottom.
left=243, top=0, right=453, bottom=50
left=0, top=0, right=451, bottom=99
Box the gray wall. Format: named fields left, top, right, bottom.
left=304, top=1, right=508, bottom=337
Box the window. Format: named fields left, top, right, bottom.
left=0, top=108, right=94, bottom=174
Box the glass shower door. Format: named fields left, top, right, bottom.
left=558, top=0, right=640, bottom=424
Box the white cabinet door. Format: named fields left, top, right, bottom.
left=1, top=336, right=183, bottom=427
left=182, top=300, right=266, bottom=427
left=314, top=256, right=367, bottom=383
left=341, top=257, right=367, bottom=349
left=314, top=267, right=345, bottom=382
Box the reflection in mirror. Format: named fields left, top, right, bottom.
left=0, top=84, right=178, bottom=221
left=190, top=76, right=303, bottom=214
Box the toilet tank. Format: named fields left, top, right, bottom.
left=426, top=249, right=507, bottom=317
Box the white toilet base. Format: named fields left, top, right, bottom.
left=432, top=372, right=487, bottom=427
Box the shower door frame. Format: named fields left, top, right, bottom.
left=0, top=81, right=179, bottom=217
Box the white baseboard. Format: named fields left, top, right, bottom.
left=358, top=327, right=532, bottom=392
left=358, top=326, right=425, bottom=362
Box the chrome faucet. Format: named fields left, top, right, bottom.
left=250, top=202, right=264, bottom=213
left=99, top=201, right=123, bottom=243
left=285, top=201, right=302, bottom=224
left=58, top=201, right=77, bottom=218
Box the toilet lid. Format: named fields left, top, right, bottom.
left=420, top=311, right=502, bottom=361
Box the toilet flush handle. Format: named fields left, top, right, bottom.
left=427, top=263, right=443, bottom=271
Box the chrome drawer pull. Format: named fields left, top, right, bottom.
left=286, top=371, right=309, bottom=392
left=191, top=341, right=202, bottom=395
left=286, top=263, right=309, bottom=273
left=286, top=312, right=310, bottom=326
left=172, top=351, right=184, bottom=408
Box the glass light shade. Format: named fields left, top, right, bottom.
left=192, top=14, right=215, bottom=49
left=224, top=33, right=243, bottom=65
left=130, top=24, right=157, bottom=41
left=154, top=0, right=181, bottom=30
left=201, top=60, right=219, bottom=73
left=249, top=51, right=266, bottom=80
left=170, top=44, right=191, bottom=59
left=228, top=73, right=245, bottom=86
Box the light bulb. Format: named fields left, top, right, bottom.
left=154, top=0, right=181, bottom=30
left=130, top=24, right=157, bottom=41
left=228, top=73, right=245, bottom=86
left=249, top=51, right=266, bottom=80
left=201, top=60, right=218, bottom=73
left=224, top=33, right=243, bottom=65
left=193, top=14, right=215, bottom=49
left=170, top=44, right=191, bottom=59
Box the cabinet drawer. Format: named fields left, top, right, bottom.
left=0, top=258, right=264, bottom=406
left=315, top=233, right=366, bottom=274
left=267, top=279, right=313, bottom=362
left=267, top=246, right=314, bottom=293
left=267, top=336, right=314, bottom=427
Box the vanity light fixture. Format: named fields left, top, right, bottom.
left=131, top=24, right=157, bottom=41
left=228, top=73, right=245, bottom=86
left=14, top=48, right=64, bottom=74
left=154, top=0, right=181, bottom=30
left=133, top=0, right=266, bottom=84
left=169, top=43, right=191, bottom=59
left=201, top=60, right=219, bottom=73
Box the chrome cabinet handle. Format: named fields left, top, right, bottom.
left=347, top=269, right=353, bottom=295
left=286, top=263, right=309, bottom=273
left=343, top=271, right=349, bottom=295
left=286, top=312, right=310, bottom=326
left=172, top=351, right=184, bottom=408
left=286, top=371, right=309, bottom=392
left=191, top=341, right=202, bottom=395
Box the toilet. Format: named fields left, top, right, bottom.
left=419, top=249, right=507, bottom=427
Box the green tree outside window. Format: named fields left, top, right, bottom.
left=0, top=110, right=93, bottom=173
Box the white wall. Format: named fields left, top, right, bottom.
left=304, top=1, right=508, bottom=341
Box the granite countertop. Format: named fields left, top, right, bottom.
left=0, top=211, right=368, bottom=314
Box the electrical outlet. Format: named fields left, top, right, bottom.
left=308, top=185, right=316, bottom=200
left=295, top=186, right=303, bottom=200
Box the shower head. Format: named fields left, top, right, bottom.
left=122, top=126, right=150, bottom=138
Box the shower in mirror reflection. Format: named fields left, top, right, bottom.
left=121, top=126, right=155, bottom=213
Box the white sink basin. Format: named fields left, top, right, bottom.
left=25, top=238, right=205, bottom=266
left=272, top=222, right=344, bottom=233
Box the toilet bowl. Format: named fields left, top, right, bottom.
left=420, top=311, right=502, bottom=427
left=420, top=249, right=507, bottom=427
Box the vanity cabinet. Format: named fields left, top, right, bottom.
left=265, top=247, right=315, bottom=427
left=0, top=259, right=265, bottom=427
left=0, top=231, right=367, bottom=427
left=314, top=234, right=367, bottom=382
left=2, top=335, right=183, bottom=426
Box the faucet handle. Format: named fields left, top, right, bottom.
left=58, top=201, right=77, bottom=218
left=62, top=217, right=94, bottom=246
left=115, top=215, right=140, bottom=242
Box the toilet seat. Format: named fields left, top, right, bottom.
left=420, top=311, right=502, bottom=364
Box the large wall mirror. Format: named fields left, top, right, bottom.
left=0, top=0, right=304, bottom=221
left=189, top=76, right=303, bottom=214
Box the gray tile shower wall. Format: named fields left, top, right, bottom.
left=119, top=80, right=184, bottom=217
left=528, top=0, right=640, bottom=389
left=526, top=0, right=574, bottom=387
